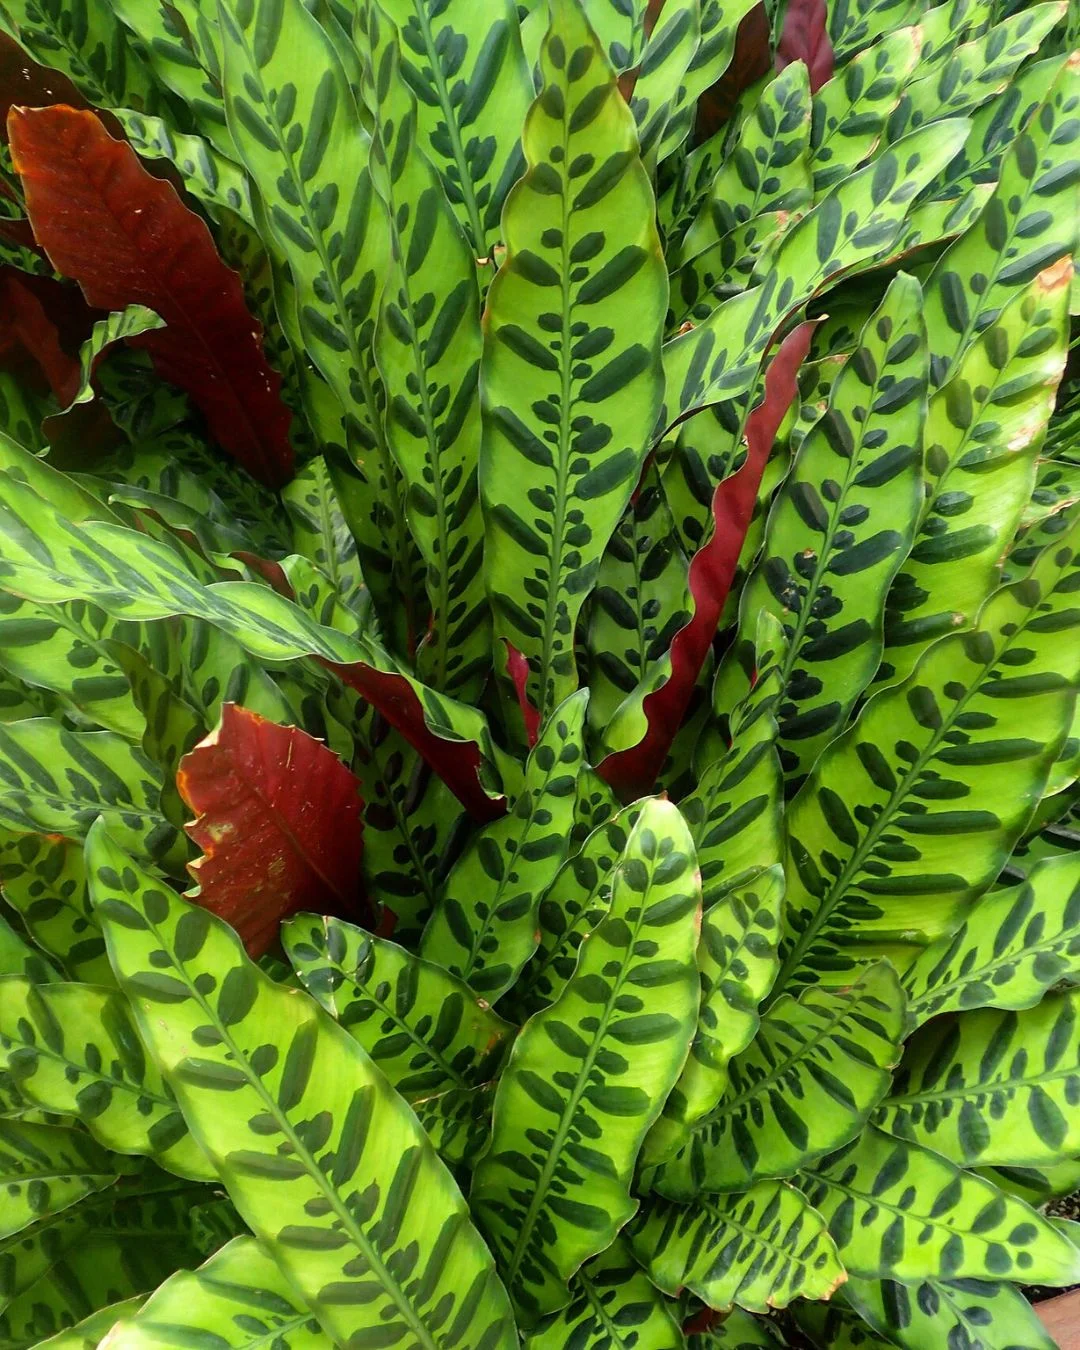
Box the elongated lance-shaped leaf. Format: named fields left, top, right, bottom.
left=215, top=0, right=421, bottom=643
left=982, top=1156, right=1080, bottom=1207
left=480, top=0, right=668, bottom=720
left=882, top=261, right=1070, bottom=683
left=776, top=508, right=1080, bottom=996
left=98, top=1235, right=325, bottom=1349
left=682, top=611, right=787, bottom=906
left=507, top=805, right=641, bottom=1022
left=643, top=865, right=784, bottom=1168
left=412, top=1081, right=494, bottom=1171
left=800, top=1124, right=1080, bottom=1285
left=661, top=117, right=971, bottom=430
left=282, top=913, right=512, bottom=1101
left=85, top=823, right=519, bottom=1350
left=634, top=1181, right=843, bottom=1313
left=420, top=691, right=587, bottom=998
left=841, top=1272, right=1057, bottom=1350
left=921, top=54, right=1080, bottom=387
left=376, top=0, right=531, bottom=259
left=112, top=110, right=249, bottom=223
left=523, top=1238, right=685, bottom=1350
left=652, top=960, right=903, bottom=1199
left=809, top=26, right=922, bottom=193
left=736, top=273, right=928, bottom=789
left=282, top=457, right=366, bottom=617
left=57, top=305, right=165, bottom=416
left=626, top=0, right=701, bottom=165
left=0, top=910, right=59, bottom=984
left=902, top=855, right=1080, bottom=1026
left=878, top=990, right=1080, bottom=1168
left=361, top=2, right=489, bottom=697
left=471, top=799, right=701, bottom=1325
left=35, top=1296, right=147, bottom=1349
left=0, top=976, right=211, bottom=1180
left=0, top=1119, right=120, bottom=1239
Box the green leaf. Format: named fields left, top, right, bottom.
left=480, top=0, right=668, bottom=719
left=362, top=2, right=490, bottom=696
left=282, top=913, right=512, bottom=1101
left=883, top=263, right=1070, bottom=682
left=627, top=0, right=702, bottom=165
left=523, top=1238, right=685, bottom=1350
left=412, top=1082, right=495, bottom=1172
left=801, top=1124, right=1080, bottom=1284
left=0, top=1119, right=119, bottom=1240
left=87, top=822, right=518, bottom=1349
left=471, top=798, right=701, bottom=1325
left=633, top=1182, right=843, bottom=1313
left=736, top=272, right=928, bottom=788
left=95, top=1235, right=326, bottom=1349
left=878, top=990, right=1080, bottom=1168
left=777, top=509, right=1080, bottom=994
left=420, top=692, right=587, bottom=998
left=902, top=854, right=1080, bottom=1025
left=375, top=0, right=532, bottom=258
left=842, top=1272, right=1057, bottom=1350
left=116, top=110, right=251, bottom=223
left=33, top=1296, right=146, bottom=1350
left=652, top=961, right=904, bottom=1199
left=0, top=977, right=211, bottom=1180
left=689, top=1308, right=785, bottom=1347
left=59, top=306, right=166, bottom=415
left=979, top=1156, right=1080, bottom=1206
left=0, top=910, right=60, bottom=986
left=643, top=865, right=784, bottom=1169
left=282, top=457, right=366, bottom=619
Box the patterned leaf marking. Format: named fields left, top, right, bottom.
left=282, top=457, right=366, bottom=617
left=0, top=977, right=211, bottom=1180
left=0, top=909, right=60, bottom=986
left=522, top=1238, right=685, bottom=1350
left=634, top=1181, right=843, bottom=1313
left=903, top=855, right=1080, bottom=1026
left=55, top=305, right=165, bottom=418
left=981, top=1157, right=1080, bottom=1208
left=0, top=1119, right=119, bottom=1239
left=652, top=961, right=903, bottom=1199
left=97, top=1235, right=325, bottom=1349
left=507, top=805, right=641, bottom=1022
left=737, top=272, right=928, bottom=789
left=793, top=1296, right=900, bottom=1350
left=86, top=822, right=519, bottom=1350
left=801, top=1124, right=1080, bottom=1284
left=215, top=0, right=419, bottom=638
left=882, top=262, right=1070, bottom=683
left=922, top=54, right=1080, bottom=386
left=362, top=2, right=490, bottom=696
left=411, top=1080, right=495, bottom=1172
left=776, top=510, right=1080, bottom=994
left=480, top=0, right=667, bottom=719
left=112, top=110, right=250, bottom=222
left=379, top=0, right=532, bottom=258
left=661, top=118, right=971, bottom=431
left=626, top=0, right=701, bottom=165
left=471, top=799, right=701, bottom=1325
left=35, top=1295, right=147, bottom=1349
left=643, top=864, right=784, bottom=1168
left=842, top=1272, right=1057, bottom=1350
left=878, top=990, right=1080, bottom=1168
left=809, top=26, right=922, bottom=193
left=283, top=912, right=512, bottom=1102
left=420, top=691, right=586, bottom=998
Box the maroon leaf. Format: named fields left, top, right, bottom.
left=0, top=31, right=89, bottom=131
left=695, top=3, right=772, bottom=140
left=776, top=0, right=834, bottom=92
left=8, top=105, right=294, bottom=488
left=503, top=639, right=540, bottom=748
left=597, top=321, right=816, bottom=800
left=0, top=267, right=80, bottom=399
left=177, top=704, right=368, bottom=956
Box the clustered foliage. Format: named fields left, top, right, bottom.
left=0, top=0, right=1076, bottom=1346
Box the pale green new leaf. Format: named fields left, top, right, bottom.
left=60, top=307, right=166, bottom=415
left=480, top=0, right=668, bottom=718
left=471, top=799, right=701, bottom=1325
left=87, top=823, right=518, bottom=1350
left=283, top=913, right=512, bottom=1101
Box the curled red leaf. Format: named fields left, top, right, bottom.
left=503, top=639, right=541, bottom=748
left=8, top=105, right=293, bottom=487
left=776, top=0, right=834, bottom=92
left=597, top=321, right=817, bottom=800
left=0, top=268, right=80, bottom=400
left=178, top=704, right=368, bottom=956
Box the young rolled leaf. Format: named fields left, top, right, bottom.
left=800, top=1125, right=1080, bottom=1285
left=0, top=976, right=211, bottom=1180
left=0, top=1118, right=121, bottom=1239
left=420, top=691, right=586, bottom=998
left=98, top=1234, right=325, bottom=1349
left=878, top=990, right=1080, bottom=1168
left=85, top=821, right=519, bottom=1350
left=8, top=106, right=294, bottom=488
left=480, top=0, right=667, bottom=719
left=902, top=854, right=1080, bottom=1026
left=471, top=798, right=701, bottom=1325
left=282, top=913, right=512, bottom=1102
left=652, top=960, right=904, bottom=1199
left=634, top=1181, right=844, bottom=1313
left=176, top=703, right=366, bottom=957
